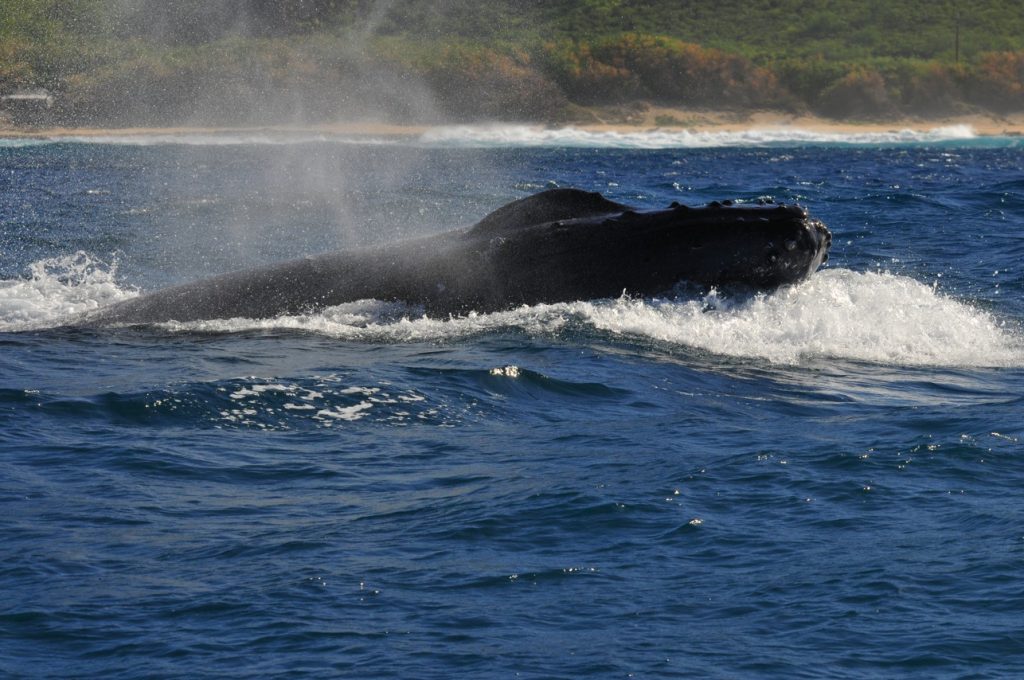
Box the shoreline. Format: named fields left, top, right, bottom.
left=3, top=108, right=1024, bottom=139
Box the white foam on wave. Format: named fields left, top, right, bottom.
left=583, top=269, right=1022, bottom=366
left=0, top=138, right=53, bottom=149
left=158, top=300, right=572, bottom=341
left=418, top=124, right=981, bottom=149
left=0, top=252, right=136, bottom=331
left=2, top=254, right=1018, bottom=367
left=0, top=123, right=987, bottom=150
left=161, top=269, right=1021, bottom=368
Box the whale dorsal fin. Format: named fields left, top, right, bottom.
left=469, top=189, right=631, bottom=236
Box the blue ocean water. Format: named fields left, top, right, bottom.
left=2, top=128, right=1023, bottom=678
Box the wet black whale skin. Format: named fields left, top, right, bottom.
left=85, top=188, right=832, bottom=324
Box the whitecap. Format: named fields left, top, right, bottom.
left=418, top=124, right=985, bottom=149
left=1, top=123, right=999, bottom=150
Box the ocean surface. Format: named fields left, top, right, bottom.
left=2, top=126, right=1023, bottom=678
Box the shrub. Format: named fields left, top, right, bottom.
left=817, top=67, right=895, bottom=119
left=966, top=51, right=1024, bottom=112
left=540, top=39, right=642, bottom=105
left=414, top=44, right=569, bottom=121
left=899, top=62, right=965, bottom=116
left=772, top=56, right=849, bottom=106
left=0, top=40, right=35, bottom=90
left=541, top=34, right=787, bottom=109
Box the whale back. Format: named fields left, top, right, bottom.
left=82, top=188, right=831, bottom=326
left=469, top=188, right=631, bottom=237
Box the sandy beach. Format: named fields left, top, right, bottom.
left=3, top=107, right=1023, bottom=139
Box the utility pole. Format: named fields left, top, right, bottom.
left=954, top=2, right=961, bottom=64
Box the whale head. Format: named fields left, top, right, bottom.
left=470, top=189, right=832, bottom=305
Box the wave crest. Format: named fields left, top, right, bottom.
left=2, top=123, right=1007, bottom=150
left=418, top=124, right=986, bottom=149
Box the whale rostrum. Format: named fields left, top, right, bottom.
left=83, top=188, right=832, bottom=324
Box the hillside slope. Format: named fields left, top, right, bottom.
left=2, top=1, right=1023, bottom=126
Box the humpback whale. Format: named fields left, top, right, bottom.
left=84, top=188, right=831, bottom=325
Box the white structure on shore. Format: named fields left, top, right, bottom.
left=1, top=89, right=56, bottom=125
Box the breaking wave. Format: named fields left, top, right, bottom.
left=2, top=124, right=1015, bottom=150
left=418, top=124, right=988, bottom=149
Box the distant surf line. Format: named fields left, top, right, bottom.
left=2, top=124, right=1019, bottom=149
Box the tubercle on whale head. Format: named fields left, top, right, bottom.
left=522, top=196, right=833, bottom=293
left=660, top=198, right=831, bottom=286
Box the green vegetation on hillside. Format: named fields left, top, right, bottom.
left=1, top=0, right=1023, bottom=126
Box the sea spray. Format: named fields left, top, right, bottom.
left=4, top=249, right=1017, bottom=368
left=0, top=252, right=135, bottom=331
left=128, top=270, right=1024, bottom=368
left=583, top=270, right=1023, bottom=367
